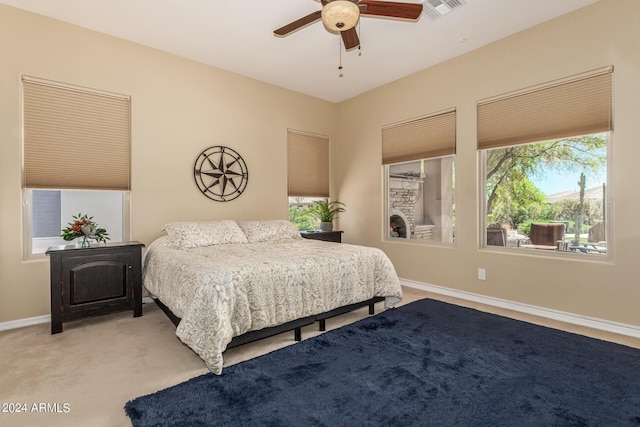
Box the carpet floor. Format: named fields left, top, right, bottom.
left=125, top=298, right=640, bottom=426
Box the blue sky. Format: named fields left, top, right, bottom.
left=526, top=135, right=608, bottom=196
left=531, top=168, right=606, bottom=195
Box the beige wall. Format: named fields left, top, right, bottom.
left=334, top=0, right=640, bottom=326
left=0, top=5, right=337, bottom=322
left=2, top=0, right=639, bottom=329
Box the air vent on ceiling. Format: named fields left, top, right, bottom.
left=423, top=0, right=466, bottom=20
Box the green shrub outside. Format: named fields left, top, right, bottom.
left=288, top=205, right=319, bottom=231
left=515, top=198, right=603, bottom=236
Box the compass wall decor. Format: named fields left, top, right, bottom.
left=193, top=146, right=248, bottom=202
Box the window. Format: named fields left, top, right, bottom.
left=478, top=67, right=612, bottom=256
left=287, top=130, right=330, bottom=230
left=383, top=109, right=456, bottom=243
left=25, top=189, right=128, bottom=256
left=22, top=76, right=131, bottom=259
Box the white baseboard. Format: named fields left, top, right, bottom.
left=0, top=314, right=51, bottom=332
left=401, top=278, right=640, bottom=339
left=0, top=297, right=156, bottom=332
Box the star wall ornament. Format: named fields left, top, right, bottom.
left=193, top=146, right=248, bottom=202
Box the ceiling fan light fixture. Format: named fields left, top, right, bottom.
left=322, top=0, right=360, bottom=32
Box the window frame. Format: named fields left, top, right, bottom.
left=383, top=154, right=456, bottom=246
left=21, top=76, right=132, bottom=261
left=286, top=129, right=331, bottom=231
left=22, top=189, right=131, bottom=261
left=478, top=133, right=613, bottom=260
left=476, top=67, right=613, bottom=259
left=381, top=109, right=457, bottom=246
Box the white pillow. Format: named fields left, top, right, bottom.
left=162, top=220, right=248, bottom=249
left=237, top=220, right=301, bottom=243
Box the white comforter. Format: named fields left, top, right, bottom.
left=143, top=236, right=402, bottom=374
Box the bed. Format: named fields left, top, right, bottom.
left=143, top=220, right=403, bottom=374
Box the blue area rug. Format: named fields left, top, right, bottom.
left=125, top=299, right=640, bottom=426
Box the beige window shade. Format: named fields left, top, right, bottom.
left=287, top=130, right=329, bottom=197
left=478, top=68, right=613, bottom=150
left=382, top=109, right=456, bottom=165
left=23, top=76, right=131, bottom=190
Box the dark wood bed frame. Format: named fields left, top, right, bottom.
left=154, top=296, right=385, bottom=349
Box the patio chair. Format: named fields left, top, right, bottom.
left=520, top=222, right=566, bottom=251
left=588, top=222, right=605, bottom=244
left=487, top=227, right=507, bottom=246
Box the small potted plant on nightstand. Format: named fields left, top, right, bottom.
left=309, top=199, right=346, bottom=231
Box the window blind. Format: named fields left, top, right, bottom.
left=287, top=130, right=330, bottom=198
left=477, top=67, right=613, bottom=150
left=22, top=76, right=131, bottom=191
left=382, top=109, right=456, bottom=165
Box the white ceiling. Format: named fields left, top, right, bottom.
left=1, top=0, right=599, bottom=103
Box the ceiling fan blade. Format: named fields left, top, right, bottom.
left=341, top=28, right=360, bottom=50
left=274, top=10, right=323, bottom=37
left=359, top=1, right=423, bottom=20
left=322, top=0, right=360, bottom=4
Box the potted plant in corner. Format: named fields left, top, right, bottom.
left=309, top=199, right=346, bottom=231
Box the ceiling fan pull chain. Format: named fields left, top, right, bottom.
left=338, top=37, right=344, bottom=78
left=358, top=21, right=362, bottom=57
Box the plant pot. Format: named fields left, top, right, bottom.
left=319, top=222, right=334, bottom=231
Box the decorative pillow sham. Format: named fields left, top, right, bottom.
left=237, top=220, right=302, bottom=243
left=162, top=220, right=248, bottom=249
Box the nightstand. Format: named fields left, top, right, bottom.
left=300, top=230, right=343, bottom=243
left=46, top=241, right=145, bottom=334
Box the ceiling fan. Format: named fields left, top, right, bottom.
left=274, top=0, right=423, bottom=51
